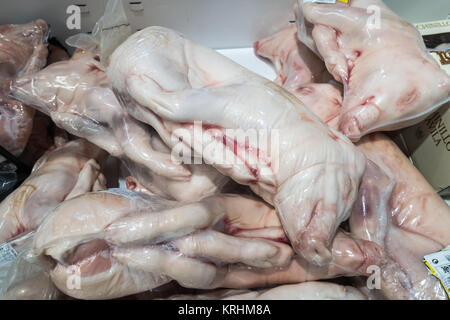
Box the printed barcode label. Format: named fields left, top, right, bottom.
left=424, top=245, right=450, bottom=298
left=441, top=264, right=450, bottom=274
left=0, top=242, right=18, bottom=266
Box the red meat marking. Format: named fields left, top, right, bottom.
left=397, top=88, right=419, bottom=109
left=346, top=63, right=354, bottom=85
left=253, top=41, right=260, bottom=53
left=362, top=96, right=376, bottom=106
left=88, top=63, right=103, bottom=73
left=296, top=86, right=314, bottom=95
left=328, top=130, right=340, bottom=141
left=8, top=223, right=26, bottom=241
left=202, top=123, right=275, bottom=180
left=220, top=133, right=261, bottom=180
left=202, top=123, right=223, bottom=131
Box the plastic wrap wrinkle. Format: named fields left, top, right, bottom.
left=29, top=192, right=308, bottom=299
left=350, top=134, right=450, bottom=300
left=10, top=39, right=227, bottom=202
left=0, top=139, right=106, bottom=244
left=0, top=19, right=49, bottom=156
left=107, top=25, right=367, bottom=266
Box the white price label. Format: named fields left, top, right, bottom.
left=424, top=245, right=450, bottom=298
left=0, top=242, right=18, bottom=266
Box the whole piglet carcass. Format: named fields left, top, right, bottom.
left=0, top=20, right=48, bottom=156
left=107, top=26, right=366, bottom=265
left=10, top=50, right=228, bottom=201
left=298, top=0, right=450, bottom=140
left=351, top=134, right=450, bottom=300
left=0, top=139, right=106, bottom=243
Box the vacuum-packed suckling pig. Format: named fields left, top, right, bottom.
left=254, top=24, right=342, bottom=129
left=107, top=26, right=367, bottom=266
left=10, top=50, right=227, bottom=201
left=298, top=0, right=450, bottom=140
left=350, top=133, right=450, bottom=300
left=0, top=139, right=106, bottom=242
left=0, top=20, right=48, bottom=155
left=17, top=37, right=70, bottom=166
left=33, top=192, right=293, bottom=299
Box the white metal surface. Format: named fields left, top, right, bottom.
left=217, top=47, right=277, bottom=80
left=0, top=0, right=449, bottom=49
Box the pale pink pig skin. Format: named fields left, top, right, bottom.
left=253, top=24, right=343, bottom=130
left=10, top=51, right=227, bottom=201
left=0, top=139, right=106, bottom=243
left=350, top=133, right=450, bottom=300
left=300, top=0, right=450, bottom=140
left=0, top=20, right=48, bottom=155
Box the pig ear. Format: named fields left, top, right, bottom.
left=303, top=3, right=365, bottom=32
left=312, top=25, right=349, bottom=83
left=118, top=125, right=192, bottom=180
left=65, top=159, right=103, bottom=200
left=50, top=112, right=120, bottom=155
left=50, top=112, right=110, bottom=146
left=52, top=111, right=191, bottom=180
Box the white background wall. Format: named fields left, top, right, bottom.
left=0, top=0, right=449, bottom=49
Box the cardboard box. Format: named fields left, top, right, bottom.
left=396, top=19, right=450, bottom=196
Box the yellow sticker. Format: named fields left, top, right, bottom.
left=423, top=246, right=450, bottom=299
